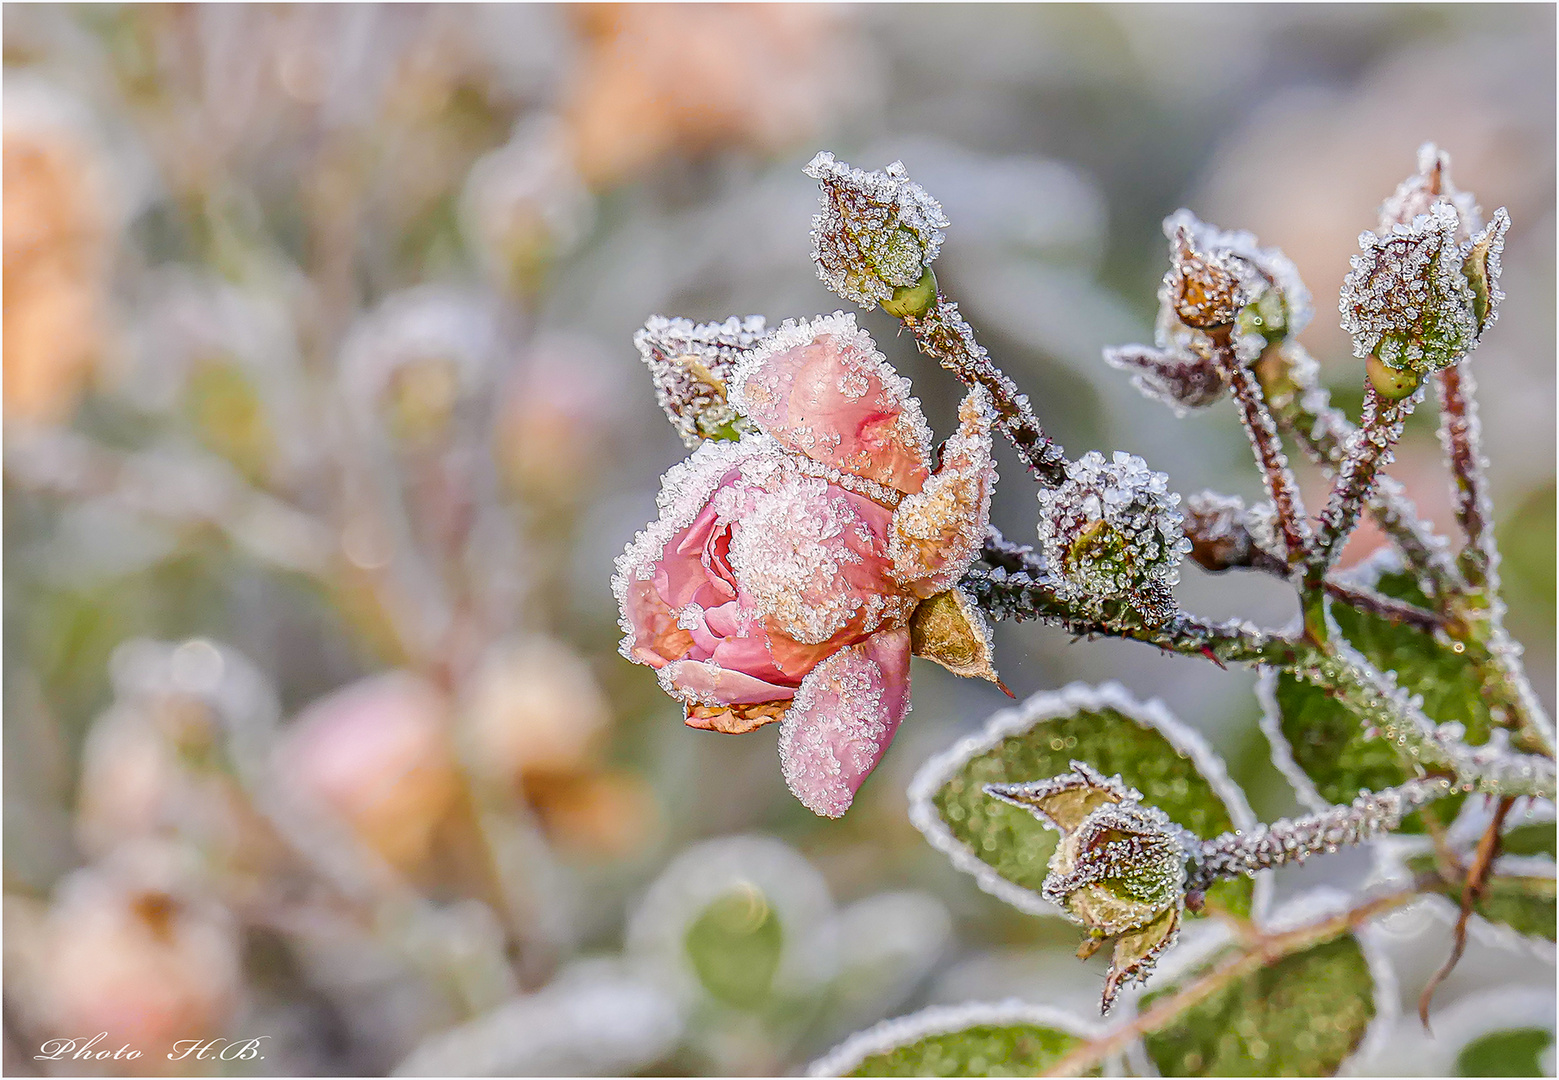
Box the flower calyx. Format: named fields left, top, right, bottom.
left=634, top=315, right=767, bottom=445
left=987, top=762, right=1193, bottom=1013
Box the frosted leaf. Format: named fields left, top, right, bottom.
left=888, top=387, right=996, bottom=595
left=1104, top=341, right=1227, bottom=416
left=634, top=314, right=767, bottom=446
left=804, top=152, right=949, bottom=310
left=1035, top=450, right=1190, bottom=627
left=778, top=627, right=912, bottom=818
left=730, top=311, right=932, bottom=493
left=1157, top=209, right=1312, bottom=351
left=1339, top=200, right=1505, bottom=374
left=1378, top=142, right=1481, bottom=242
left=984, top=759, right=1135, bottom=833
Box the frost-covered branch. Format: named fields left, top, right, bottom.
left=1217, top=339, right=1314, bottom=568
left=1435, top=362, right=1497, bottom=593
left=1190, top=778, right=1452, bottom=889
left=1310, top=383, right=1422, bottom=576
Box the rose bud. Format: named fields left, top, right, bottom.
left=633, top=314, right=767, bottom=446
left=987, top=763, right=1193, bottom=1013
left=1035, top=450, right=1191, bottom=628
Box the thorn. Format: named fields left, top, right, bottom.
left=996, top=677, right=1016, bottom=699
left=1199, top=645, right=1227, bottom=670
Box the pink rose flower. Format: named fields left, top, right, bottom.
left=614, top=313, right=996, bottom=817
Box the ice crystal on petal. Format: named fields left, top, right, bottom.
left=730, top=311, right=933, bottom=493
left=1035, top=451, right=1190, bottom=627
left=634, top=314, right=767, bottom=446
left=1339, top=202, right=1494, bottom=373
left=804, top=152, right=949, bottom=310
left=778, top=629, right=912, bottom=818
left=888, top=387, right=996, bottom=596
left=1103, top=341, right=1227, bottom=417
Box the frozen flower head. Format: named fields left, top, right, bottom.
left=988, top=763, right=1191, bottom=1013
left=634, top=315, right=767, bottom=446
left=1158, top=211, right=1311, bottom=359
left=1036, top=451, right=1190, bottom=628
left=805, top=152, right=948, bottom=318
left=615, top=312, right=998, bottom=817
left=1340, top=201, right=1509, bottom=387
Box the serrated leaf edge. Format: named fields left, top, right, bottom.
left=1120, top=888, right=1398, bottom=1079
left=806, top=998, right=1104, bottom=1078
left=907, top=680, right=1266, bottom=919
left=1368, top=834, right=1557, bottom=961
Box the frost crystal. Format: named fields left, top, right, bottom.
left=1378, top=142, right=1481, bottom=241
left=1341, top=147, right=1510, bottom=375
left=1103, top=341, right=1227, bottom=417
left=634, top=314, right=767, bottom=446
left=1035, top=451, right=1191, bottom=627
left=804, top=152, right=949, bottom=311
left=1157, top=210, right=1311, bottom=357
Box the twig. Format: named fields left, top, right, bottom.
left=1311, top=382, right=1420, bottom=577
left=1418, top=795, right=1515, bottom=1028
left=1040, top=885, right=1426, bottom=1077
left=906, top=300, right=1071, bottom=487
left=1215, top=337, right=1313, bottom=567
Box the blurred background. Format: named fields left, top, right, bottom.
left=3, top=4, right=1553, bottom=1076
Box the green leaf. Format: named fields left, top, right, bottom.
left=808, top=1003, right=1099, bottom=1077
left=1501, top=822, right=1558, bottom=859
left=1262, top=561, right=1492, bottom=831
left=1140, top=934, right=1377, bottom=1077
left=684, top=886, right=785, bottom=1008
left=1457, top=1028, right=1553, bottom=1077
left=909, top=681, right=1257, bottom=920
left=1405, top=852, right=1557, bottom=944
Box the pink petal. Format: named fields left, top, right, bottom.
left=659, top=659, right=798, bottom=707
left=732, top=314, right=931, bottom=494
left=889, top=387, right=997, bottom=596
left=777, top=626, right=912, bottom=818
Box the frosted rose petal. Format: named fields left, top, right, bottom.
left=731, top=314, right=931, bottom=494
left=889, top=387, right=997, bottom=596
left=777, top=626, right=912, bottom=818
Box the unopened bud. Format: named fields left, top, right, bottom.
left=1378, top=142, right=1481, bottom=241
left=1159, top=211, right=1311, bottom=353
left=804, top=152, right=948, bottom=314
left=988, top=762, right=1191, bottom=1012
left=634, top=315, right=766, bottom=446
left=1036, top=451, right=1190, bottom=628
left=1340, top=202, right=1507, bottom=376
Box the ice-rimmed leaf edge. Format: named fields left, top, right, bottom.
left=806, top=999, right=1105, bottom=1077
left=907, top=680, right=1269, bottom=920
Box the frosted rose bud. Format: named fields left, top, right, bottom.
left=1159, top=210, right=1310, bottom=353
left=614, top=312, right=997, bottom=817
left=804, top=153, right=948, bottom=317
left=1378, top=142, right=1481, bottom=241
left=634, top=314, right=766, bottom=446
left=987, top=763, right=1191, bottom=1013
left=276, top=672, right=460, bottom=873
left=1036, top=451, right=1190, bottom=628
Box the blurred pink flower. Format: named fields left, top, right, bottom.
left=614, top=314, right=996, bottom=817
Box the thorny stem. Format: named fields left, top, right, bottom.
left=1259, top=341, right=1461, bottom=603
left=905, top=299, right=1071, bottom=487
left=1214, top=336, right=1313, bottom=569
left=1310, top=381, right=1420, bottom=578
left=1189, top=778, right=1453, bottom=891
left=1040, top=884, right=1429, bottom=1078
